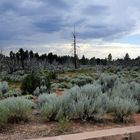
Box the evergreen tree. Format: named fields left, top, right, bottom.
left=108, top=53, right=112, bottom=62
left=81, top=55, right=86, bottom=65
left=124, top=53, right=130, bottom=61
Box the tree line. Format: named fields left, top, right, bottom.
left=0, top=48, right=139, bottom=73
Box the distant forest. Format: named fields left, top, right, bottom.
left=0, top=48, right=140, bottom=73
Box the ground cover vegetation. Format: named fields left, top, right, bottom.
left=0, top=49, right=140, bottom=139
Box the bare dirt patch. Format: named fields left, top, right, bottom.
left=0, top=114, right=140, bottom=140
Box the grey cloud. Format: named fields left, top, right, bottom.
left=45, top=0, right=70, bottom=9
left=33, top=17, right=63, bottom=33
left=0, top=0, right=140, bottom=47
left=83, top=5, right=109, bottom=16
left=79, top=23, right=135, bottom=40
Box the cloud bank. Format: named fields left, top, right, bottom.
left=0, top=0, right=140, bottom=58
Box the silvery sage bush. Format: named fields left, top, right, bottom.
left=40, top=74, right=140, bottom=122
left=70, top=75, right=93, bottom=86
left=40, top=94, right=62, bottom=120
left=108, top=97, right=138, bottom=122
left=0, top=97, right=35, bottom=123
left=97, top=74, right=118, bottom=93
left=40, top=83, right=106, bottom=121
left=38, top=93, right=56, bottom=107
left=0, top=103, right=9, bottom=127
left=33, top=85, right=48, bottom=96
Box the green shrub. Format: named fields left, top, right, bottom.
left=0, top=90, right=2, bottom=98
left=0, top=97, right=35, bottom=123
left=21, top=71, right=41, bottom=94
left=57, top=76, right=70, bottom=83
left=48, top=72, right=57, bottom=80
left=41, top=75, right=51, bottom=90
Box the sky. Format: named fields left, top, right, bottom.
left=0, top=0, right=140, bottom=59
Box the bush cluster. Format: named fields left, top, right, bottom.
left=0, top=97, right=35, bottom=127
left=21, top=70, right=54, bottom=94
left=70, top=75, right=93, bottom=86
left=0, top=81, right=21, bottom=98
left=51, top=74, right=94, bottom=91
left=0, top=71, right=27, bottom=82
left=21, top=71, right=41, bottom=94
left=3, top=89, right=21, bottom=98
left=33, top=85, right=48, bottom=96
left=39, top=74, right=140, bottom=122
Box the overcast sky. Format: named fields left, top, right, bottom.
left=0, top=0, right=140, bottom=58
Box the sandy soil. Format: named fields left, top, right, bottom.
left=0, top=114, right=140, bottom=140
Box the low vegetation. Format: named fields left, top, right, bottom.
left=0, top=65, right=140, bottom=138
left=0, top=97, right=35, bottom=128
left=39, top=74, right=140, bottom=122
